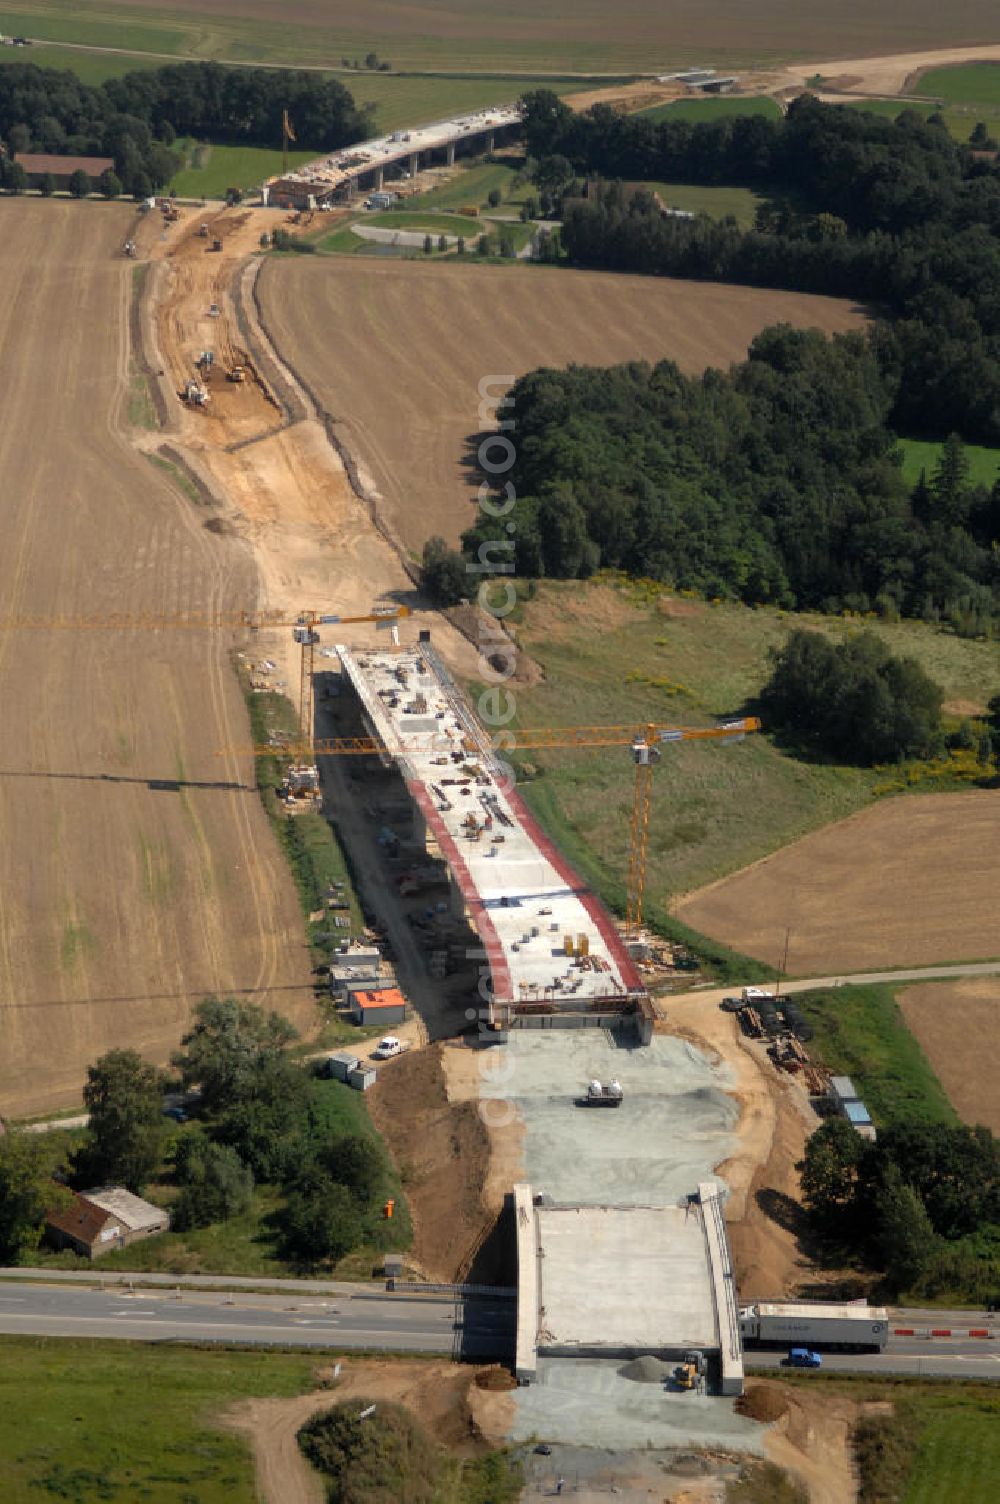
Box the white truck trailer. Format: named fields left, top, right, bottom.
left=740, top=1302, right=889, bottom=1352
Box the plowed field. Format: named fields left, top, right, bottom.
left=898, top=977, right=1000, bottom=1131
left=0, top=202, right=312, bottom=1115
left=257, top=258, right=867, bottom=553
left=673, top=792, right=1000, bottom=975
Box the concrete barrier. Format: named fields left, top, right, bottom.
left=513, top=1182, right=538, bottom=1383
left=699, top=1181, right=744, bottom=1397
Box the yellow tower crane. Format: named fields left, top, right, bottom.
left=282, top=109, right=296, bottom=174
left=235, top=714, right=761, bottom=935
left=0, top=603, right=410, bottom=763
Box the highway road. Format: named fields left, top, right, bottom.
left=0, top=1280, right=995, bottom=1382
left=748, top=1334, right=1000, bottom=1381
left=0, top=1282, right=514, bottom=1359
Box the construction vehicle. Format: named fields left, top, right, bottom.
left=673, top=1350, right=706, bottom=1390
left=182, top=379, right=210, bottom=406
left=198, top=223, right=209, bottom=238
left=122, top=238, right=137, bottom=258
left=210, top=238, right=223, bottom=252
left=578, top=1078, right=623, bottom=1108
left=196, top=350, right=214, bottom=373
left=227, top=365, right=246, bottom=384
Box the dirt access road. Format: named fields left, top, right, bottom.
left=0, top=202, right=312, bottom=1115
left=140, top=202, right=479, bottom=695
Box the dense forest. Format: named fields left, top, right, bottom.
left=459, top=327, right=1000, bottom=629
left=0, top=61, right=369, bottom=195
left=801, top=1117, right=1000, bottom=1300
left=522, top=90, right=1000, bottom=444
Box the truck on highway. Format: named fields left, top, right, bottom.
left=740, top=1302, right=889, bottom=1353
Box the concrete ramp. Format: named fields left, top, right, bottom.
left=515, top=1181, right=743, bottom=1395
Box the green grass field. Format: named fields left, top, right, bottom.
left=407, top=158, right=523, bottom=211
left=898, top=436, right=1000, bottom=488
left=0, top=40, right=165, bottom=82
left=793, top=984, right=957, bottom=1127
left=770, top=1377, right=1000, bottom=1504
left=903, top=1390, right=1000, bottom=1504
left=841, top=96, right=1000, bottom=143
left=503, top=577, right=998, bottom=929
left=344, top=74, right=574, bottom=133
left=643, top=180, right=764, bottom=225
left=639, top=95, right=783, bottom=124
left=0, top=1337, right=318, bottom=1504
left=915, top=62, right=1000, bottom=105
left=170, top=141, right=316, bottom=197
left=366, top=208, right=485, bottom=236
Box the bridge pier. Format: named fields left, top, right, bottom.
left=487, top=133, right=495, bottom=154
left=409, top=151, right=419, bottom=178
left=374, top=166, right=384, bottom=191
left=446, top=141, right=456, bottom=166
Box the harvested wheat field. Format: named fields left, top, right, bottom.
left=674, top=792, right=1000, bottom=976
left=258, top=258, right=867, bottom=553
left=0, top=202, right=312, bottom=1115
left=898, top=978, right=1000, bottom=1132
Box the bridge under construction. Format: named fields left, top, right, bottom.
left=332, top=640, right=653, bottom=1038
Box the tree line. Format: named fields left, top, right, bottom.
left=456, top=327, right=1000, bottom=634
left=521, top=89, right=1000, bottom=445
left=0, top=998, right=404, bottom=1270
left=801, top=1117, right=1000, bottom=1300
left=0, top=60, right=370, bottom=196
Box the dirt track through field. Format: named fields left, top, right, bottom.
left=673, top=791, right=1000, bottom=975
left=257, top=258, right=867, bottom=553
left=0, top=202, right=312, bottom=1114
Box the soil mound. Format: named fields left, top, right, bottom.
left=619, top=1354, right=673, bottom=1383
left=736, top=1381, right=790, bottom=1423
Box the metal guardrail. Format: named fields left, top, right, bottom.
left=386, top=1280, right=515, bottom=1299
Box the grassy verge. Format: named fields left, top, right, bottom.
left=170, top=140, right=315, bottom=198
left=841, top=97, right=1000, bottom=143
left=127, top=365, right=157, bottom=429
left=914, top=62, right=1000, bottom=107
left=407, top=158, right=524, bottom=211
left=638, top=95, right=782, bottom=123
left=366, top=209, right=486, bottom=236
left=727, top=1460, right=807, bottom=1504
left=311, top=225, right=370, bottom=255
left=643, top=179, right=764, bottom=226
left=241, top=676, right=364, bottom=962
left=147, top=452, right=201, bottom=506
left=795, top=984, right=957, bottom=1127
left=0, top=1336, right=320, bottom=1504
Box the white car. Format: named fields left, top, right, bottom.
left=372, top=1035, right=403, bottom=1059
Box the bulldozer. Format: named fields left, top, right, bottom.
left=673, top=1350, right=706, bottom=1391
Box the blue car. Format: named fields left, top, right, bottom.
left=786, top=1348, right=822, bottom=1368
